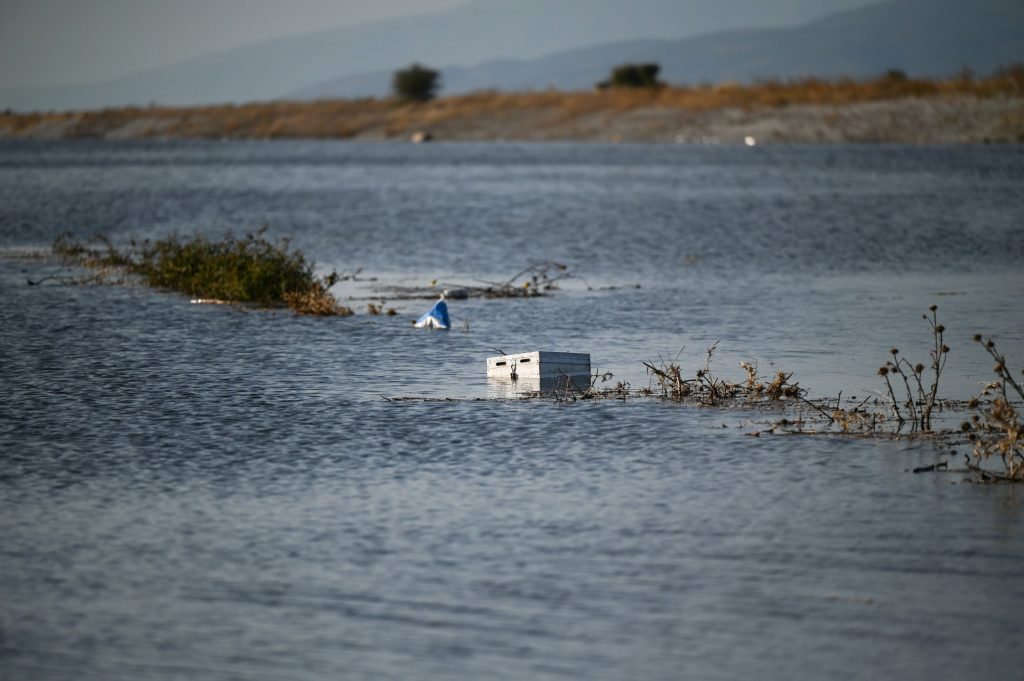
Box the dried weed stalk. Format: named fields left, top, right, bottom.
left=382, top=261, right=574, bottom=300
left=876, top=305, right=948, bottom=431
left=643, top=343, right=803, bottom=406
left=963, top=336, right=1024, bottom=480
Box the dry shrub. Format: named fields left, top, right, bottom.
left=284, top=288, right=353, bottom=316
left=645, top=344, right=802, bottom=406
left=964, top=336, right=1024, bottom=480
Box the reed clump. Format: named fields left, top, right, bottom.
left=53, top=230, right=352, bottom=316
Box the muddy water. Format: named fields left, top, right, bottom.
left=1, top=141, right=1023, bottom=680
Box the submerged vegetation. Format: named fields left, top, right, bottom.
left=964, top=336, right=1024, bottom=480
left=27, top=237, right=1024, bottom=482
left=472, top=305, right=1022, bottom=483
left=44, top=232, right=578, bottom=313
left=642, top=342, right=803, bottom=406
left=52, top=231, right=353, bottom=316
left=876, top=305, right=948, bottom=431
left=375, top=261, right=575, bottom=299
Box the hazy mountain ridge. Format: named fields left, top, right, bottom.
left=294, top=0, right=1024, bottom=99
left=1, top=0, right=874, bottom=110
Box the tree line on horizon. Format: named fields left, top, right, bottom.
left=391, top=61, right=1024, bottom=102
left=392, top=61, right=666, bottom=101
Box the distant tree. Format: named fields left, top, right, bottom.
left=392, top=63, right=440, bottom=102
left=882, top=68, right=908, bottom=83
left=597, top=63, right=663, bottom=90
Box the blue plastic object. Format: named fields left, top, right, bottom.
left=414, top=299, right=451, bottom=329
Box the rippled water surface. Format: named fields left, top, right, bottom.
left=1, top=141, right=1023, bottom=680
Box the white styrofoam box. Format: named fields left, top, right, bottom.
left=486, top=351, right=591, bottom=382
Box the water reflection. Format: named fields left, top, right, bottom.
left=485, top=375, right=583, bottom=399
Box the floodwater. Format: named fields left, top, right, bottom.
left=1, top=140, right=1023, bottom=680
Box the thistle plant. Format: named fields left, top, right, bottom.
left=963, top=336, right=1024, bottom=480
left=877, top=305, right=948, bottom=431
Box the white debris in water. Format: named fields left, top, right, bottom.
left=744, top=136, right=757, bottom=146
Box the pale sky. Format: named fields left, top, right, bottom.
left=0, top=0, right=466, bottom=88
left=0, top=0, right=876, bottom=91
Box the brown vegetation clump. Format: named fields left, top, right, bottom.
left=963, top=336, right=1024, bottom=480
left=282, top=287, right=353, bottom=316
left=644, top=343, right=803, bottom=406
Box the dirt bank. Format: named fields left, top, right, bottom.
left=3, top=81, right=1023, bottom=144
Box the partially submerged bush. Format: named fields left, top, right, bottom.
left=53, top=231, right=353, bottom=316
left=644, top=342, right=803, bottom=406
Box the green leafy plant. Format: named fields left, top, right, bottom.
left=53, top=230, right=352, bottom=316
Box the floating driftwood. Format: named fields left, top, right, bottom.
left=374, top=261, right=574, bottom=300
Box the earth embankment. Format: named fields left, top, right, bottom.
left=3, top=78, right=1022, bottom=144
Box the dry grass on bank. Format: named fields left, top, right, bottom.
left=3, top=66, right=1023, bottom=141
